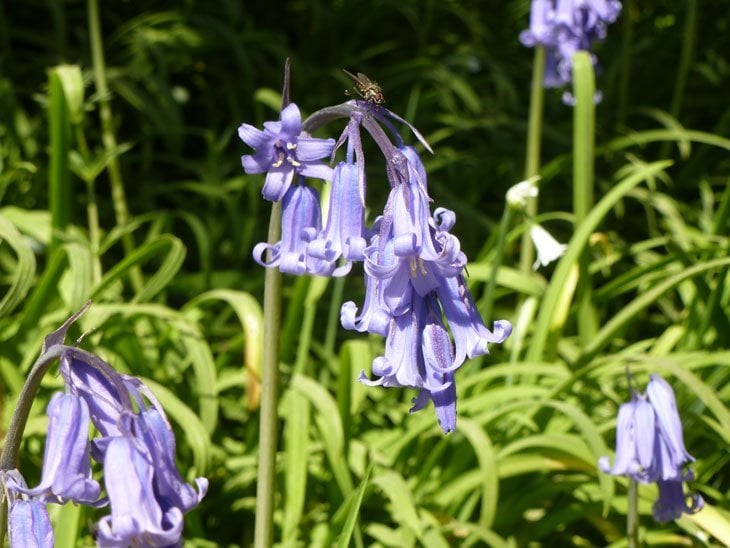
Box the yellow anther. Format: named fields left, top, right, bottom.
left=409, top=257, right=418, bottom=277
left=286, top=142, right=297, bottom=150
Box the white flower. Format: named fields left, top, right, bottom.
left=506, top=176, right=540, bottom=210
left=530, top=224, right=567, bottom=269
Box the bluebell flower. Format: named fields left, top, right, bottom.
left=346, top=146, right=511, bottom=432
left=653, top=478, right=704, bottom=523
left=239, top=103, right=335, bottom=201
left=308, top=116, right=369, bottom=276
left=252, top=181, right=334, bottom=276
left=599, top=373, right=704, bottom=522
left=11, top=393, right=101, bottom=505
left=2, top=470, right=54, bottom=548
left=96, top=435, right=184, bottom=547
left=307, top=162, right=367, bottom=276
left=520, top=0, right=621, bottom=101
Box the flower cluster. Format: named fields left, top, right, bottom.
left=599, top=374, right=704, bottom=522
left=239, top=79, right=511, bottom=432
left=2, top=310, right=207, bottom=546
left=520, top=0, right=622, bottom=102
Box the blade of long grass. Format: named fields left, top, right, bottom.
left=572, top=51, right=598, bottom=346
left=527, top=160, right=672, bottom=361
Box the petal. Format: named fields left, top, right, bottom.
left=299, top=162, right=334, bottom=182
left=652, top=480, right=704, bottom=523
left=296, top=137, right=336, bottom=161
left=262, top=167, right=295, bottom=201
left=634, top=397, right=656, bottom=472
left=21, top=393, right=101, bottom=505
left=136, top=409, right=207, bottom=512
left=98, top=437, right=184, bottom=547
left=8, top=499, right=54, bottom=548
left=279, top=103, right=302, bottom=137
left=241, top=154, right=268, bottom=174
left=646, top=374, right=694, bottom=467
left=237, top=123, right=268, bottom=149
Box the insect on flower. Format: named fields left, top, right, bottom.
left=343, top=69, right=385, bottom=104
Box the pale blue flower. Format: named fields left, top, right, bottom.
left=2, top=470, right=54, bottom=548
left=252, top=181, right=332, bottom=275
left=239, top=103, right=335, bottom=201
left=653, top=478, right=704, bottom=523
left=520, top=0, right=622, bottom=101
left=11, top=393, right=100, bottom=505
left=599, top=374, right=703, bottom=522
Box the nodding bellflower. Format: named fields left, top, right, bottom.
left=599, top=373, right=704, bottom=522
left=520, top=0, right=622, bottom=102
left=2, top=470, right=54, bottom=548
left=239, top=68, right=511, bottom=432
left=2, top=306, right=207, bottom=546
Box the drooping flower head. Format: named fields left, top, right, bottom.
left=2, top=305, right=208, bottom=546
left=240, top=66, right=511, bottom=432
left=599, top=373, right=704, bottom=522
left=520, top=0, right=622, bottom=102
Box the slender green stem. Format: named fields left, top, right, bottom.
left=482, top=206, right=512, bottom=325
left=87, top=0, right=142, bottom=291
left=572, top=52, right=598, bottom=346
left=660, top=0, right=697, bottom=158
left=518, top=46, right=546, bottom=278
left=0, top=345, right=67, bottom=545
left=254, top=201, right=283, bottom=548
left=48, top=70, right=72, bottom=247
left=669, top=0, right=697, bottom=121
left=324, top=275, right=346, bottom=359
left=627, top=479, right=639, bottom=548
left=616, top=0, right=634, bottom=129
left=75, top=127, right=103, bottom=284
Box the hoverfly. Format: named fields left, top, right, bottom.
left=343, top=69, right=385, bottom=105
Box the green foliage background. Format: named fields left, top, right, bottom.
left=1, top=0, right=730, bottom=546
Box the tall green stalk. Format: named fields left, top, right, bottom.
left=627, top=479, right=639, bottom=548
left=254, top=201, right=283, bottom=548
left=87, top=0, right=142, bottom=291
left=572, top=52, right=598, bottom=346
left=660, top=0, right=697, bottom=158
left=616, top=0, right=634, bottom=129
left=253, top=59, right=290, bottom=548
left=518, top=46, right=546, bottom=277
left=48, top=70, right=71, bottom=246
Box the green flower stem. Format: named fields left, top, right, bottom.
left=627, top=479, right=639, bottom=548
left=660, top=0, right=697, bottom=158
left=324, top=275, right=346, bottom=359
left=482, top=205, right=513, bottom=325
left=0, top=345, right=66, bottom=545
left=518, top=46, right=546, bottom=278
left=254, top=200, right=283, bottom=548
left=87, top=0, right=142, bottom=292
left=48, top=69, right=71, bottom=247
left=572, top=51, right=598, bottom=346
left=616, top=0, right=634, bottom=129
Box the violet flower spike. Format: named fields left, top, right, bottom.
left=520, top=0, right=622, bottom=103
left=239, top=103, right=335, bottom=201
